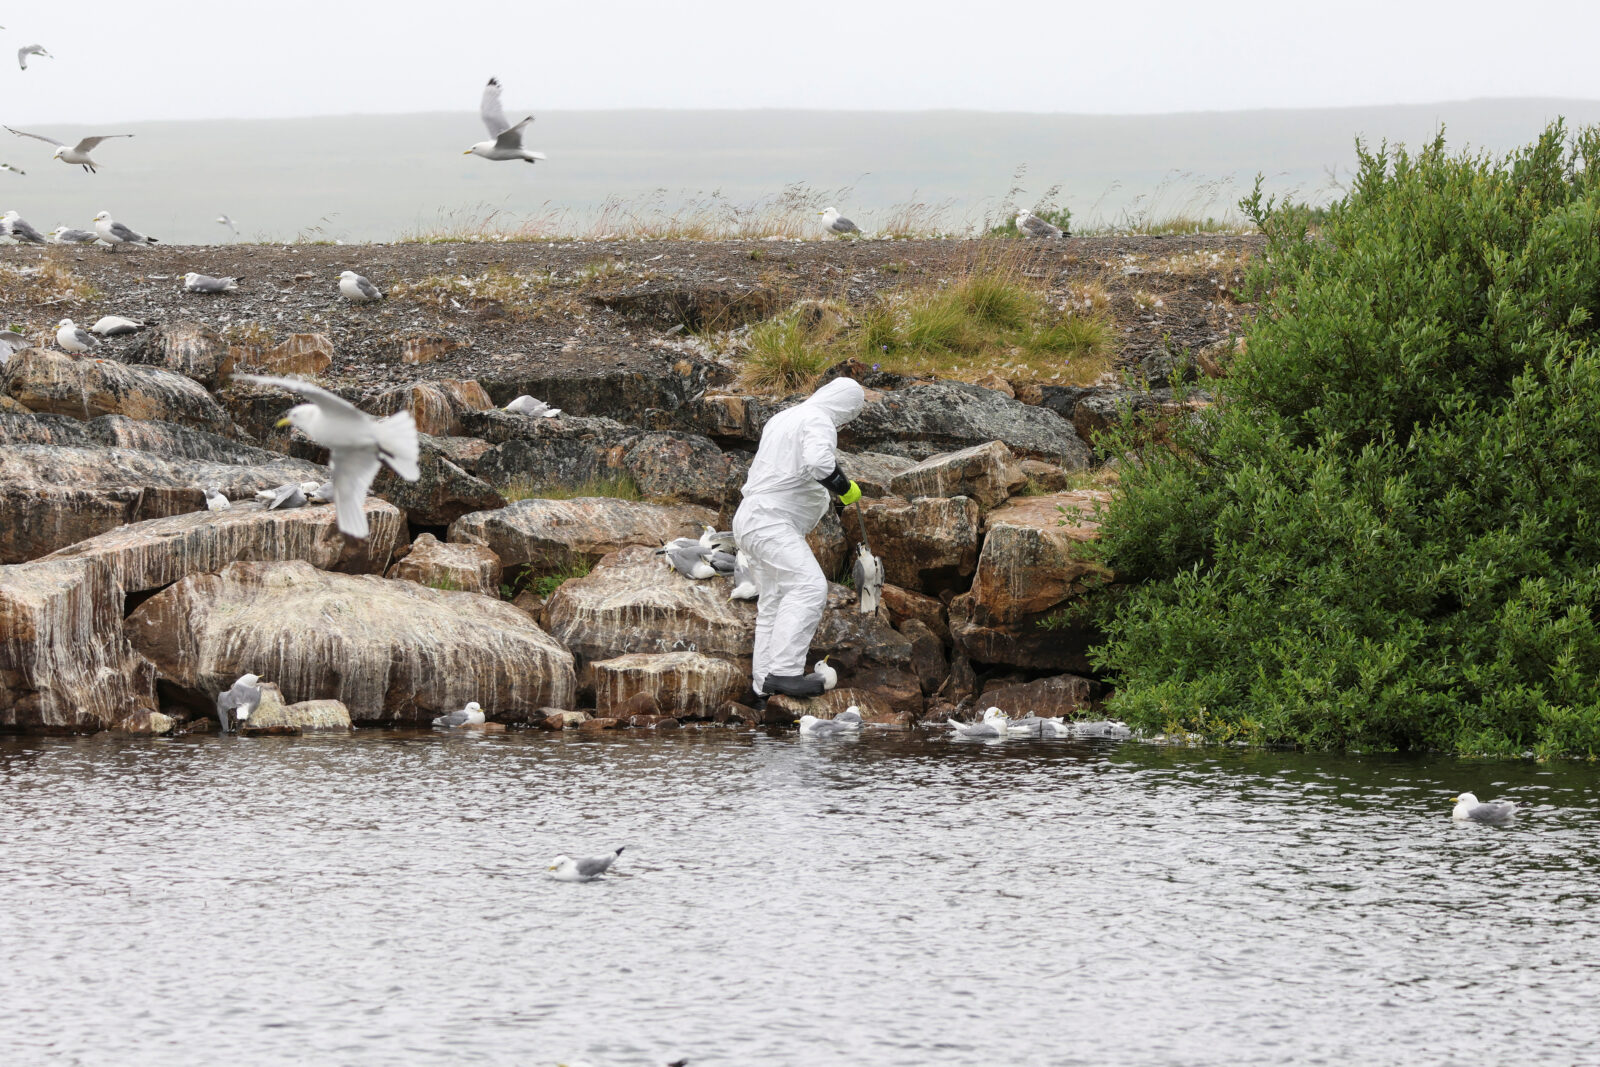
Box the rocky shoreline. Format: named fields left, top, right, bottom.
left=0, top=236, right=1250, bottom=735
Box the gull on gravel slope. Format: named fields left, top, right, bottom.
left=819, top=206, right=861, bottom=236
left=548, top=847, right=624, bottom=882
left=338, top=270, right=383, bottom=302
left=90, top=315, right=151, bottom=336
left=465, top=77, right=546, bottom=163
left=55, top=318, right=97, bottom=353
left=2, top=210, right=45, bottom=243
left=8, top=129, right=134, bottom=173
left=184, top=272, right=241, bottom=293
left=233, top=374, right=420, bottom=539
left=49, top=225, right=97, bottom=244
left=1016, top=209, right=1065, bottom=239
left=92, top=211, right=158, bottom=249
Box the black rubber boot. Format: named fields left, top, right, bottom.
left=762, top=673, right=826, bottom=698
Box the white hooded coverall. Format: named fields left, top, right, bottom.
left=732, top=377, right=866, bottom=693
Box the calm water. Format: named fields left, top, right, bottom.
left=11, top=98, right=1600, bottom=244
left=1, top=730, right=1597, bottom=1066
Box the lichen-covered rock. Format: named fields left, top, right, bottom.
left=0, top=411, right=281, bottom=466
left=369, top=378, right=496, bottom=439
left=245, top=684, right=354, bottom=731
left=0, top=443, right=328, bottom=565
left=880, top=584, right=949, bottom=643
left=977, top=673, right=1095, bottom=718
left=123, top=321, right=227, bottom=387
left=840, top=451, right=917, bottom=497
left=125, top=561, right=576, bottom=724
left=39, top=498, right=404, bottom=593
left=387, top=533, right=501, bottom=596
left=585, top=651, right=743, bottom=718
left=621, top=431, right=736, bottom=507
left=949, top=491, right=1111, bottom=671
left=369, top=436, right=507, bottom=527
left=0, top=557, right=157, bottom=731
left=1019, top=459, right=1075, bottom=493
left=114, top=709, right=176, bottom=734
left=430, top=435, right=493, bottom=473
left=1070, top=386, right=1211, bottom=451
left=852, top=495, right=979, bottom=595
left=2, top=349, right=233, bottom=434
left=226, top=333, right=335, bottom=378
left=898, top=618, right=948, bottom=695
left=888, top=441, right=1025, bottom=509
left=450, top=498, right=717, bottom=570
left=841, top=382, right=1091, bottom=466
left=768, top=687, right=913, bottom=725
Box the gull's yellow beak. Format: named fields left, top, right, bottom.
left=275, top=417, right=291, bottom=428
left=547, top=864, right=558, bottom=870
left=462, top=149, right=473, bottom=155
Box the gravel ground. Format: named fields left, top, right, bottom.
left=2, top=234, right=1261, bottom=395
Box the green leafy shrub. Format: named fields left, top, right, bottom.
left=1090, top=123, right=1600, bottom=758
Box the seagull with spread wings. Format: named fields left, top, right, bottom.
left=6, top=128, right=134, bottom=174
left=464, top=77, right=546, bottom=163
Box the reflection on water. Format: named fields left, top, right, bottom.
left=1, top=730, right=1596, bottom=1066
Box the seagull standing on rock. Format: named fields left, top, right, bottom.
left=233, top=374, right=421, bottom=539
left=203, top=484, right=231, bottom=511
left=465, top=77, right=546, bottom=163
left=338, top=270, right=383, bottom=302
left=92, top=211, right=158, bottom=249
left=55, top=318, right=98, bottom=354
left=812, top=656, right=837, bottom=691
left=504, top=395, right=560, bottom=417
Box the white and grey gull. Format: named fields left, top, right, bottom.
left=184, top=272, right=242, bottom=293
left=1452, top=792, right=1517, bottom=825
left=8, top=129, right=134, bottom=174
left=465, top=77, right=546, bottom=163
left=432, top=701, right=486, bottom=728
left=548, top=847, right=624, bottom=882
left=92, top=211, right=158, bottom=249
left=216, top=673, right=262, bottom=733
left=55, top=318, right=97, bottom=354
left=338, top=270, right=383, bottom=303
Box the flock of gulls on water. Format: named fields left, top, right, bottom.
left=2, top=34, right=1519, bottom=873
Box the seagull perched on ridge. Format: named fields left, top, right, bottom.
left=1016, top=209, right=1066, bottom=239
left=465, top=77, right=546, bottom=163
left=505, top=394, right=561, bottom=417
left=92, top=211, right=158, bottom=249
left=819, top=206, right=861, bottom=236
left=548, top=847, right=624, bottom=882
left=232, top=374, right=420, bottom=539
left=7, top=129, right=134, bottom=174
left=55, top=318, right=97, bottom=354
left=338, top=270, right=383, bottom=302
left=254, top=482, right=308, bottom=510
left=2, top=210, right=45, bottom=244
left=49, top=225, right=97, bottom=244
left=203, top=484, right=231, bottom=511
left=432, top=701, right=486, bottom=728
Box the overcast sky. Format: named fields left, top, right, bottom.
left=5, top=1, right=1599, bottom=125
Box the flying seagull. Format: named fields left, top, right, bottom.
left=233, top=374, right=421, bottom=539
left=90, top=316, right=152, bottom=336
left=216, top=673, right=262, bottom=733
left=0, top=163, right=23, bottom=176
left=17, top=45, right=51, bottom=70
left=92, top=211, right=158, bottom=249
left=432, top=701, right=486, bottom=728
left=55, top=318, right=97, bottom=354
left=1452, top=792, right=1517, bottom=825
left=465, top=77, right=546, bottom=163
left=548, top=847, right=624, bottom=882
left=7, top=128, right=134, bottom=174
left=338, top=270, right=383, bottom=302
left=216, top=214, right=237, bottom=237
left=184, top=272, right=241, bottom=293
left=819, top=207, right=861, bottom=236
left=1016, top=209, right=1066, bottom=239
left=1, top=210, right=45, bottom=244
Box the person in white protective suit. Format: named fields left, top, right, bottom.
left=733, top=377, right=867, bottom=700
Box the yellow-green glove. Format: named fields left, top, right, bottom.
left=839, top=481, right=862, bottom=506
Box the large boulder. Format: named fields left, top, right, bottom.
left=387, top=533, right=501, bottom=596
left=978, top=673, right=1095, bottom=718
left=477, top=365, right=711, bottom=421
left=125, top=561, right=577, bottom=724
left=0, top=557, right=157, bottom=731
left=585, top=651, right=744, bottom=717
left=949, top=491, right=1112, bottom=671
left=368, top=379, right=492, bottom=439
left=0, top=443, right=328, bottom=565
left=2, top=349, right=234, bottom=434
left=449, top=498, right=717, bottom=570
left=244, top=684, right=354, bottom=732
left=0, top=411, right=278, bottom=465
left=888, top=441, right=1026, bottom=509
left=122, top=321, right=227, bottom=387
left=841, top=451, right=917, bottom=498
left=224, top=333, right=336, bottom=379
left=840, top=382, right=1091, bottom=466
left=39, top=498, right=404, bottom=593
left=851, top=495, right=979, bottom=595
left=620, top=431, right=738, bottom=507
left=369, top=436, right=506, bottom=527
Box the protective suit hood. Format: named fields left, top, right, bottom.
left=803, top=377, right=866, bottom=427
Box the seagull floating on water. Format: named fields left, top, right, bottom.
left=8, top=129, right=134, bottom=174
left=548, top=847, right=624, bottom=882
left=465, top=77, right=546, bottom=163
left=55, top=318, right=97, bottom=354
left=1452, top=792, right=1517, bottom=825
left=233, top=374, right=421, bottom=539
left=432, top=701, right=485, bottom=728
left=948, top=707, right=1010, bottom=740
left=797, top=711, right=862, bottom=736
